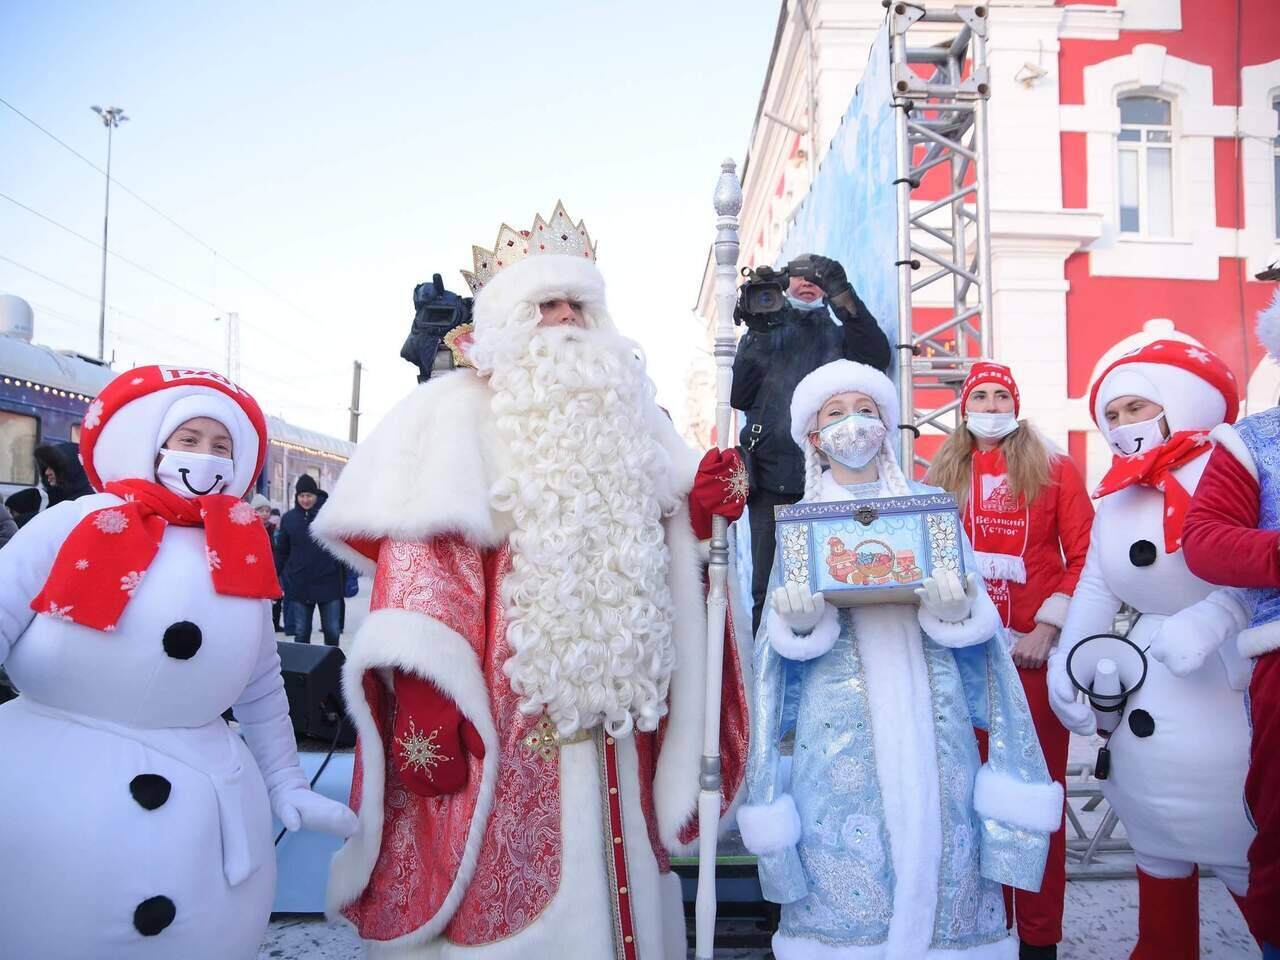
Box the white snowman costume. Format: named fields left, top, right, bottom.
left=0, top=366, right=356, bottom=960
left=1047, top=343, right=1253, bottom=895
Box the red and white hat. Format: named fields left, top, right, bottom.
left=961, top=362, right=1020, bottom=418
left=1089, top=340, right=1239, bottom=437
left=80, top=365, right=268, bottom=498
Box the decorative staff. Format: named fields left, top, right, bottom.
left=695, top=157, right=742, bottom=960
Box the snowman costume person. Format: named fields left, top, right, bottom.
left=1046, top=341, right=1253, bottom=960
left=0, top=366, right=356, bottom=960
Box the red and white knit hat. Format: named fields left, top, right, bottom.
left=79, top=365, right=268, bottom=498
left=961, top=362, right=1020, bottom=418
left=1088, top=340, right=1239, bottom=437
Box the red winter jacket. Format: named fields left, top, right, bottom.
left=961, top=450, right=1094, bottom=635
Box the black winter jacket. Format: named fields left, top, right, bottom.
left=731, top=294, right=891, bottom=496
left=274, top=491, right=347, bottom=604
left=33, top=441, right=93, bottom=506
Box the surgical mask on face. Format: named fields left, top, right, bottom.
left=156, top=449, right=234, bottom=498
left=817, top=413, right=886, bottom=470
left=1108, top=415, right=1166, bottom=457
left=966, top=412, right=1020, bottom=441
left=786, top=293, right=826, bottom=312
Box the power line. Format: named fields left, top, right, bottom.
left=0, top=94, right=338, bottom=330
left=1, top=190, right=222, bottom=310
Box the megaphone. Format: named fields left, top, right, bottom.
left=1065, top=632, right=1148, bottom=780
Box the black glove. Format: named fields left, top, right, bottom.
left=789, top=254, right=852, bottom=299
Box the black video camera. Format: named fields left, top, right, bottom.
left=734, top=255, right=829, bottom=330
left=400, top=274, right=472, bottom=383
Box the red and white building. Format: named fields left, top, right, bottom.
left=696, top=0, right=1280, bottom=488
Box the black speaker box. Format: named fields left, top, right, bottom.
left=276, top=641, right=355, bottom=747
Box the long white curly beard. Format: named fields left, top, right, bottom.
left=489, top=324, right=679, bottom=738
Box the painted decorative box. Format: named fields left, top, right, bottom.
left=774, top=493, right=965, bottom=606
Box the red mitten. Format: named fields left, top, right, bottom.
left=391, top=671, right=486, bottom=798
left=689, top=448, right=749, bottom=540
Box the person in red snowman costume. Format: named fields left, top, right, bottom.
left=1046, top=341, right=1254, bottom=960
left=0, top=365, right=356, bottom=960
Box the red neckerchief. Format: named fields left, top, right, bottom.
left=964, top=447, right=1029, bottom=627
left=1092, top=430, right=1211, bottom=553
left=32, top=479, right=281, bottom=631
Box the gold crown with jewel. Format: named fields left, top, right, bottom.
left=460, top=201, right=596, bottom=294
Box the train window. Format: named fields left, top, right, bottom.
left=70, top=422, right=82, bottom=443
left=0, top=411, right=39, bottom=485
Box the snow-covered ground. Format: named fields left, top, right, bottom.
left=261, top=875, right=1256, bottom=960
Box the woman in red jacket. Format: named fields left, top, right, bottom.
left=927, top=362, right=1094, bottom=960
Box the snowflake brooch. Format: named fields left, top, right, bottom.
left=396, top=719, right=450, bottom=779
left=722, top=460, right=750, bottom=505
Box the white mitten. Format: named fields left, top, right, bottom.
left=1047, top=651, right=1096, bottom=736
left=1149, top=589, right=1249, bottom=678
left=772, top=582, right=826, bottom=635
left=272, top=784, right=358, bottom=837
left=915, top=570, right=980, bottom=624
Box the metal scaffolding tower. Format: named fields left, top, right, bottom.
left=889, top=2, right=994, bottom=472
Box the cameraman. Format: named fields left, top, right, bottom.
left=731, top=254, right=891, bottom=634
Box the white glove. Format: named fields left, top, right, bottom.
left=771, top=582, right=827, bottom=635
left=1150, top=590, right=1248, bottom=678
left=271, top=784, right=358, bottom=837
left=915, top=570, right=980, bottom=624
left=1047, top=651, right=1096, bottom=736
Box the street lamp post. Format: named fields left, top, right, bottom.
left=91, top=104, right=128, bottom=362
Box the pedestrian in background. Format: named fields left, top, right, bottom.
left=5, top=489, right=42, bottom=529
left=274, top=475, right=345, bottom=645
left=33, top=442, right=92, bottom=506
left=0, top=502, right=16, bottom=549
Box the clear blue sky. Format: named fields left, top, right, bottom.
left=0, top=0, right=779, bottom=439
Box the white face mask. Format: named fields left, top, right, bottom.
left=817, top=413, right=886, bottom=470
left=156, top=449, right=234, bottom=498
left=1108, top=414, right=1166, bottom=457
left=966, top=411, right=1020, bottom=441
left=786, top=293, right=826, bottom=312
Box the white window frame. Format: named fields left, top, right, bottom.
left=1240, top=61, right=1280, bottom=278
left=1059, top=44, right=1234, bottom=281
left=1117, top=94, right=1175, bottom=238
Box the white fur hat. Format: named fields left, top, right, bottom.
left=468, top=254, right=616, bottom=374
left=1258, top=288, right=1280, bottom=361
left=790, top=359, right=900, bottom=447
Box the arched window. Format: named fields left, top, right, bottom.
left=1117, top=94, right=1173, bottom=237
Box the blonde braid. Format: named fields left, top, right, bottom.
left=803, top=444, right=825, bottom=501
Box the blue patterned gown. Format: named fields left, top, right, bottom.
left=744, top=475, right=1057, bottom=959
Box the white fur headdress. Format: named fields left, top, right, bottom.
left=1258, top=288, right=1280, bottom=361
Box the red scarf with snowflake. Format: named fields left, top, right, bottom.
left=1092, top=430, right=1210, bottom=554
left=963, top=447, right=1030, bottom=627
left=31, top=479, right=281, bottom=631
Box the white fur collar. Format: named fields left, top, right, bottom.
left=312, top=369, right=701, bottom=572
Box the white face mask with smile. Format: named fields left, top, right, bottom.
left=156, top=449, right=234, bottom=498
left=1107, top=414, right=1167, bottom=457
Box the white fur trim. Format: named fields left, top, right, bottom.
left=852, top=603, right=942, bottom=958
left=1240, top=620, right=1280, bottom=657
left=326, top=607, right=499, bottom=949
left=789, top=360, right=900, bottom=447
left=1258, top=288, right=1280, bottom=361
left=312, top=371, right=509, bottom=573
left=737, top=795, right=802, bottom=855
left=973, top=765, right=1064, bottom=834
left=917, top=586, right=1001, bottom=649
left=653, top=504, right=712, bottom=848
left=974, top=551, right=1027, bottom=585
left=1034, top=592, right=1071, bottom=630
left=767, top=602, right=839, bottom=661
left=92, top=385, right=260, bottom=497
left=772, top=931, right=1017, bottom=959
left=1209, top=422, right=1258, bottom=481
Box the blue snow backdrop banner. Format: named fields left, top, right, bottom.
left=778, top=25, right=898, bottom=363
